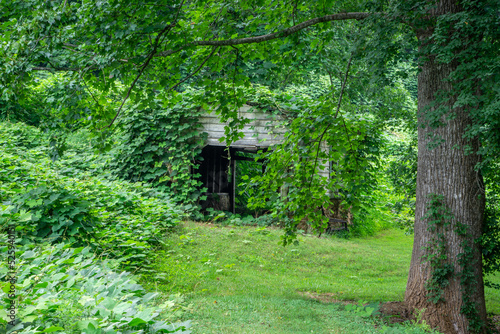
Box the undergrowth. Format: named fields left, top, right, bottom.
left=0, top=121, right=190, bottom=332
left=0, top=240, right=191, bottom=333
left=0, top=121, right=183, bottom=273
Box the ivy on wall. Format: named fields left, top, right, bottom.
left=109, top=97, right=207, bottom=206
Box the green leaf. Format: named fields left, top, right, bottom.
left=34, top=282, right=49, bottom=289
left=41, top=326, right=65, bottom=332
left=310, top=38, right=320, bottom=49
left=22, top=251, right=36, bottom=259
left=1, top=284, right=12, bottom=294
left=18, top=211, right=32, bottom=222
left=128, top=317, right=147, bottom=326
left=77, top=320, right=99, bottom=330
left=66, top=276, right=76, bottom=288
left=22, top=315, right=38, bottom=323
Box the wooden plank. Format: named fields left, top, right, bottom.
left=199, top=113, right=277, bottom=121
left=205, top=138, right=282, bottom=147
left=201, top=124, right=286, bottom=135
left=204, top=104, right=266, bottom=114
left=199, top=119, right=283, bottom=130
left=198, top=115, right=278, bottom=124
left=204, top=140, right=282, bottom=147
left=200, top=119, right=281, bottom=128
left=204, top=130, right=285, bottom=140
left=205, top=138, right=284, bottom=147
left=199, top=105, right=286, bottom=149
left=199, top=105, right=284, bottom=121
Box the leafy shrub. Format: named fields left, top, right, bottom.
left=480, top=175, right=500, bottom=288
left=44, top=128, right=109, bottom=176
left=0, top=121, right=182, bottom=272
left=0, top=88, right=45, bottom=127
left=344, top=300, right=380, bottom=318
left=8, top=185, right=96, bottom=243
left=234, top=157, right=272, bottom=216
left=384, top=132, right=417, bottom=232
left=0, top=121, right=192, bottom=332
left=351, top=191, right=396, bottom=239
left=0, top=240, right=191, bottom=333
left=0, top=121, right=46, bottom=149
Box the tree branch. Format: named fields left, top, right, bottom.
left=103, top=10, right=373, bottom=129
left=156, top=12, right=373, bottom=57
left=308, top=41, right=358, bottom=192
left=167, top=46, right=218, bottom=92
left=32, top=66, right=82, bottom=72
left=335, top=52, right=354, bottom=119
left=101, top=0, right=186, bottom=129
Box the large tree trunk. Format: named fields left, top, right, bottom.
left=405, top=1, right=487, bottom=333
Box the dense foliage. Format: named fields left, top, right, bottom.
left=0, top=242, right=191, bottom=333
left=0, top=121, right=183, bottom=271
left=0, top=121, right=193, bottom=332
left=1, top=0, right=499, bottom=331
left=384, top=131, right=418, bottom=232
left=227, top=80, right=416, bottom=240
left=108, top=95, right=206, bottom=206
left=0, top=0, right=420, bottom=237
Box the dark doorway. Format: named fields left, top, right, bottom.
left=197, top=146, right=235, bottom=211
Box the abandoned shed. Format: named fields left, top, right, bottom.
left=196, top=104, right=285, bottom=212
left=196, top=104, right=330, bottom=213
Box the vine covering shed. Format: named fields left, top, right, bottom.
left=196, top=104, right=331, bottom=213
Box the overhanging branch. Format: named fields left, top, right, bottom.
left=156, top=12, right=373, bottom=57
left=32, top=66, right=81, bottom=72
left=167, top=46, right=218, bottom=92
left=101, top=0, right=186, bottom=129
left=101, top=10, right=373, bottom=130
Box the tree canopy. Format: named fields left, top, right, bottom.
left=1, top=0, right=499, bottom=333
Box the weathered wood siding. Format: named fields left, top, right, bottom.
left=199, top=104, right=329, bottom=180
left=199, top=104, right=286, bottom=148
left=317, top=141, right=331, bottom=181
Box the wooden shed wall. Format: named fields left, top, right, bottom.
left=199, top=104, right=286, bottom=148
left=199, top=104, right=330, bottom=180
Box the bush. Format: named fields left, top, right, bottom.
left=384, top=132, right=417, bottom=233
left=0, top=121, right=183, bottom=272
left=0, top=240, right=191, bottom=333
left=8, top=185, right=96, bottom=243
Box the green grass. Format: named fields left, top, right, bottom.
left=144, top=222, right=500, bottom=333
left=180, top=295, right=380, bottom=334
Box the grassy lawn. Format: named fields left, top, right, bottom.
left=144, top=222, right=500, bottom=333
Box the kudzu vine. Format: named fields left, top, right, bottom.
left=109, top=96, right=207, bottom=206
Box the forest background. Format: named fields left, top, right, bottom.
left=0, top=0, right=499, bottom=333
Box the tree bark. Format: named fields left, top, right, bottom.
left=405, top=1, right=487, bottom=333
